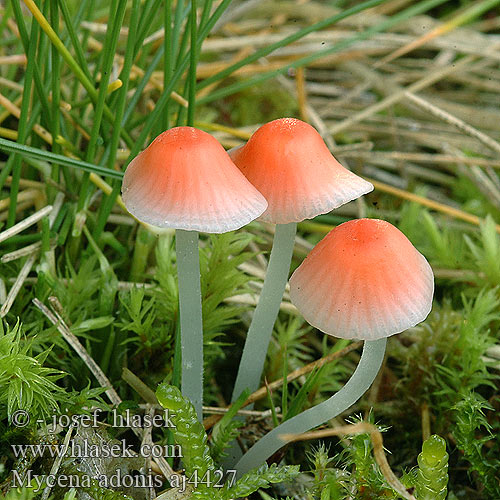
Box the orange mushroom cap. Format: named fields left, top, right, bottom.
left=289, top=219, right=434, bottom=340
left=229, top=118, right=373, bottom=224
left=121, top=127, right=267, bottom=233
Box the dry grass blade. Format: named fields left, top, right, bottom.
left=0, top=92, right=53, bottom=144
left=41, top=425, right=74, bottom=500
left=203, top=341, right=363, bottom=430
left=1, top=241, right=49, bottom=264
left=329, top=54, right=478, bottom=136
left=0, top=254, right=37, bottom=318
left=33, top=297, right=122, bottom=405
left=367, top=177, right=500, bottom=233
left=404, top=91, right=500, bottom=155
left=0, top=189, right=39, bottom=212
left=0, top=205, right=52, bottom=244
left=339, top=151, right=500, bottom=169
left=374, top=0, right=500, bottom=68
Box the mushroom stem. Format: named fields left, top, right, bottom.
left=175, top=228, right=203, bottom=421
left=231, top=222, right=297, bottom=403
left=233, top=338, right=387, bottom=476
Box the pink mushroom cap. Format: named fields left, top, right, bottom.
left=229, top=118, right=373, bottom=224
left=121, top=127, right=267, bottom=233
left=289, top=219, right=434, bottom=340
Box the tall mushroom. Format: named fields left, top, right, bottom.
left=121, top=127, right=267, bottom=419
left=228, top=118, right=373, bottom=402
left=234, top=218, right=434, bottom=476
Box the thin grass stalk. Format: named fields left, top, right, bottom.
left=134, top=0, right=162, bottom=52
left=10, top=1, right=52, bottom=130
left=38, top=0, right=52, bottom=131
left=127, top=58, right=188, bottom=157
left=197, top=0, right=387, bottom=91
left=0, top=3, right=12, bottom=34
left=7, top=1, right=40, bottom=227
left=126, top=0, right=232, bottom=158
left=75, top=0, right=127, bottom=221
left=197, top=0, right=232, bottom=40
left=171, top=3, right=193, bottom=127
left=37, top=0, right=54, bottom=145
left=58, top=0, right=92, bottom=80
left=198, top=0, right=213, bottom=37
left=122, top=46, right=165, bottom=127
left=92, top=0, right=142, bottom=240
left=163, top=0, right=174, bottom=130
left=22, top=0, right=133, bottom=147
left=49, top=0, right=61, bottom=192
left=171, top=0, right=187, bottom=63
left=69, top=0, right=95, bottom=150
left=0, top=138, right=122, bottom=179
left=173, top=7, right=192, bottom=71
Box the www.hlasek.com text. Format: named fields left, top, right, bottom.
left=11, top=439, right=182, bottom=460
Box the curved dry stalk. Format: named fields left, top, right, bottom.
left=367, top=177, right=500, bottom=234
left=280, top=422, right=416, bottom=500
left=203, top=341, right=363, bottom=431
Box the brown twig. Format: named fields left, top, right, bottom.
left=203, top=341, right=363, bottom=430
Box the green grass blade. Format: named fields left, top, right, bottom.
left=10, top=1, right=52, bottom=129
left=198, top=0, right=451, bottom=105
left=123, top=46, right=165, bottom=127
left=58, top=0, right=93, bottom=80
left=171, top=0, right=188, bottom=64
left=266, top=383, right=280, bottom=428
left=284, top=367, right=324, bottom=421
left=7, top=2, right=40, bottom=227
left=187, top=0, right=198, bottom=126
left=163, top=0, right=174, bottom=130
left=0, top=138, right=123, bottom=179
left=127, top=0, right=232, bottom=156
left=49, top=0, right=62, bottom=190
left=282, top=345, right=288, bottom=420
left=197, top=0, right=386, bottom=91
left=22, top=0, right=133, bottom=148
left=92, top=0, right=142, bottom=240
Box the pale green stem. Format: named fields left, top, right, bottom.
left=175, top=229, right=203, bottom=421
left=231, top=222, right=297, bottom=402
left=233, top=338, right=387, bottom=477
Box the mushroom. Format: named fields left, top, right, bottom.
left=122, top=127, right=267, bottom=233
left=233, top=218, right=434, bottom=476
left=121, top=127, right=267, bottom=419
left=290, top=218, right=434, bottom=340
left=228, top=118, right=373, bottom=402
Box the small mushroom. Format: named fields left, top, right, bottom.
left=290, top=218, right=434, bottom=340
left=234, top=218, right=433, bottom=477
left=229, top=117, right=373, bottom=224
left=121, top=127, right=267, bottom=419
left=122, top=126, right=267, bottom=233
left=229, top=118, right=373, bottom=402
